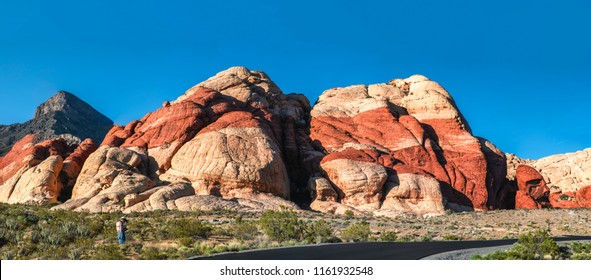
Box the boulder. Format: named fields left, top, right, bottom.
left=165, top=111, right=290, bottom=199
left=54, top=146, right=157, bottom=212
left=378, top=172, right=445, bottom=216
left=514, top=165, right=550, bottom=209
left=576, top=186, right=591, bottom=208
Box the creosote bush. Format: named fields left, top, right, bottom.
left=340, top=222, right=371, bottom=242
left=380, top=231, right=398, bottom=242
left=229, top=216, right=259, bottom=241
left=258, top=209, right=305, bottom=242
left=165, top=218, right=212, bottom=240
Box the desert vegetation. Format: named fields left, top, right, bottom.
left=472, top=229, right=591, bottom=260
left=1, top=203, right=590, bottom=260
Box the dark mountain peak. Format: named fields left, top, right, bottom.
left=1, top=91, right=114, bottom=156
left=34, top=90, right=90, bottom=119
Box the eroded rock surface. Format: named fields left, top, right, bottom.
left=0, top=135, right=95, bottom=204
left=309, top=76, right=511, bottom=215
left=56, top=67, right=319, bottom=212
left=514, top=165, right=550, bottom=209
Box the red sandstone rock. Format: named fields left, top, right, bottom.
left=0, top=135, right=79, bottom=204
left=62, top=139, right=98, bottom=188
left=58, top=66, right=321, bottom=212
left=514, top=165, right=550, bottom=209
left=549, top=192, right=580, bottom=209
left=0, top=134, right=37, bottom=186
left=310, top=77, right=501, bottom=214
left=575, top=186, right=591, bottom=208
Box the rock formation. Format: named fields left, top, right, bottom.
left=532, top=149, right=591, bottom=194
left=0, top=135, right=97, bottom=204
left=0, top=91, right=113, bottom=156
left=514, top=165, right=550, bottom=209
left=308, top=76, right=510, bottom=215
left=2, top=67, right=590, bottom=213
left=58, top=67, right=320, bottom=212
left=0, top=90, right=108, bottom=205
left=507, top=149, right=591, bottom=209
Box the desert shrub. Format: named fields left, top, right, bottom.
left=344, top=210, right=355, bottom=219
left=421, top=232, right=434, bottom=242
left=92, top=244, right=126, bottom=260
left=176, top=237, right=195, bottom=247
left=304, top=220, right=334, bottom=243
left=259, top=209, right=304, bottom=242
left=473, top=229, right=565, bottom=260
left=570, top=242, right=591, bottom=260
left=141, top=247, right=168, bottom=260
left=380, top=231, right=398, bottom=242
left=166, top=218, right=212, bottom=239
left=341, top=222, right=371, bottom=242
left=510, top=228, right=563, bottom=259
left=229, top=216, right=259, bottom=241
left=443, top=235, right=463, bottom=241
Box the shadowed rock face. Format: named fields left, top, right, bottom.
left=0, top=91, right=113, bottom=156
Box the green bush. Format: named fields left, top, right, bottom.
left=341, top=222, right=371, bottom=242
left=259, top=209, right=304, bottom=242
left=141, top=247, right=168, bottom=260
left=344, top=210, right=354, bottom=219
left=568, top=242, right=591, bottom=260
left=176, top=237, right=195, bottom=247
left=229, top=216, right=259, bottom=241
left=473, top=229, right=565, bottom=260
left=92, top=244, right=126, bottom=260
left=443, top=235, right=463, bottom=241
left=166, top=218, right=212, bottom=239
left=379, top=231, right=398, bottom=242
left=304, top=220, right=334, bottom=243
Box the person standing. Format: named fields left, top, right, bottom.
left=116, top=217, right=128, bottom=244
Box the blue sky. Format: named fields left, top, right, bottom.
left=0, top=0, right=589, bottom=159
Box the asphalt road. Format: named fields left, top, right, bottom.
left=194, top=236, right=591, bottom=260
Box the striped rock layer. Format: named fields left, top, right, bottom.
left=56, top=67, right=318, bottom=213
left=309, top=76, right=511, bottom=215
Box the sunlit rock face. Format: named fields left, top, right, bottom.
left=58, top=67, right=319, bottom=212
left=309, top=75, right=511, bottom=216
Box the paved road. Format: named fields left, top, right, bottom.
left=194, top=236, right=591, bottom=260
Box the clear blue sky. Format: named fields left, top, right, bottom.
left=0, top=0, right=589, bottom=160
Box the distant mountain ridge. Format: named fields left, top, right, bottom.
left=0, top=91, right=113, bottom=156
